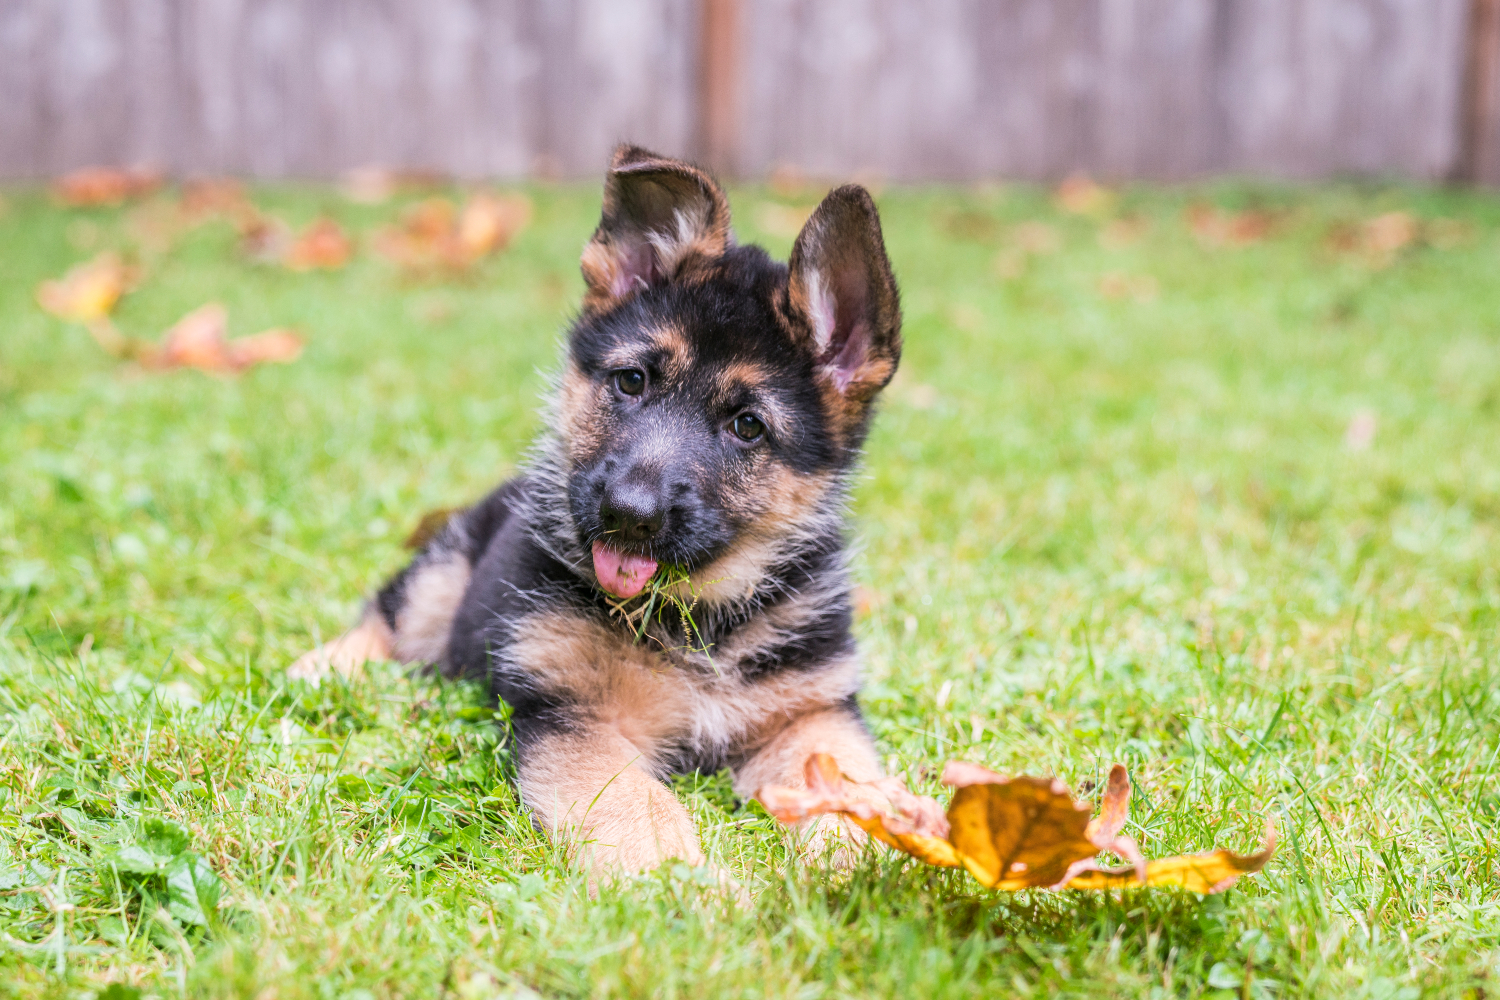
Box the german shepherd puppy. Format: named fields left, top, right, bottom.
left=292, top=145, right=901, bottom=878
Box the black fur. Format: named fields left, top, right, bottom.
left=365, top=147, right=901, bottom=794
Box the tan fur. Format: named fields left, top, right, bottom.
left=579, top=241, right=626, bottom=313
left=678, top=467, right=833, bottom=604
left=509, top=605, right=874, bottom=873
left=520, top=725, right=703, bottom=878
left=734, top=707, right=881, bottom=865
left=714, top=360, right=770, bottom=395
left=650, top=324, right=693, bottom=380
left=597, top=324, right=695, bottom=383
left=509, top=609, right=863, bottom=764
left=391, top=553, right=471, bottom=664
left=287, top=610, right=392, bottom=683
left=559, top=363, right=601, bottom=462
left=733, top=707, right=880, bottom=797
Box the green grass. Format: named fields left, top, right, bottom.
left=2, top=176, right=1499, bottom=998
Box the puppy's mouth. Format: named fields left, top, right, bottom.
left=591, top=540, right=659, bottom=600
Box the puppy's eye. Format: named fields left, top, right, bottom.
left=731, top=413, right=765, bottom=442
left=614, top=368, right=646, bottom=396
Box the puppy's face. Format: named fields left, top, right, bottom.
left=557, top=146, right=901, bottom=600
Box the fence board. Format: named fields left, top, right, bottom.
left=0, top=0, right=1483, bottom=181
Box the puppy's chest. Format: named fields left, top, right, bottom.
left=502, top=600, right=854, bottom=751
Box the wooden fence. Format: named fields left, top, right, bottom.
left=2, top=0, right=1498, bottom=183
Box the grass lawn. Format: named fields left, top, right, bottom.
left=2, top=174, right=1499, bottom=999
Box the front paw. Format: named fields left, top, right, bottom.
left=288, top=615, right=391, bottom=684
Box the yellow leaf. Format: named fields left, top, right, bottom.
left=763, top=755, right=1274, bottom=895
left=941, top=762, right=1099, bottom=889
left=36, top=252, right=135, bottom=323
left=1061, top=824, right=1276, bottom=894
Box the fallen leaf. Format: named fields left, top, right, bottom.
left=237, top=212, right=293, bottom=264
left=53, top=167, right=163, bottom=207
left=1186, top=204, right=1274, bottom=247
left=120, top=181, right=260, bottom=255
left=758, top=756, right=1274, bottom=894
left=180, top=178, right=251, bottom=218
left=225, top=328, right=304, bottom=369
left=758, top=755, right=961, bottom=867
left=374, top=192, right=531, bottom=275
left=458, top=193, right=531, bottom=257
left=36, top=252, right=137, bottom=323
left=154, top=303, right=234, bottom=370
left=283, top=217, right=354, bottom=271
left=1059, top=827, right=1277, bottom=894
left=1363, top=212, right=1417, bottom=255
left=146, top=303, right=303, bottom=374
left=1054, top=173, right=1116, bottom=216
left=1325, top=211, right=1424, bottom=267
left=941, top=762, right=1100, bottom=888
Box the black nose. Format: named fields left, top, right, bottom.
left=600, top=478, right=664, bottom=544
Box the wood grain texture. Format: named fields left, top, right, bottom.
left=0, top=0, right=1480, bottom=181
left=1461, top=0, right=1500, bottom=184
left=738, top=0, right=1469, bottom=180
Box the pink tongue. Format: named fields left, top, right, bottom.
left=591, top=541, right=659, bottom=599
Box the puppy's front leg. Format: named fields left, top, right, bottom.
left=733, top=704, right=882, bottom=865
left=517, top=722, right=703, bottom=879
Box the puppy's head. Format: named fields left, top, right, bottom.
left=557, top=145, right=901, bottom=601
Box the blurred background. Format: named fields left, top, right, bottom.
left=3, top=0, right=1499, bottom=185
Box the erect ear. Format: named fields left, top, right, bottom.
left=787, top=185, right=902, bottom=399
left=579, top=144, right=732, bottom=311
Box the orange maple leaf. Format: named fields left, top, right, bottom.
left=760, top=755, right=1274, bottom=894
left=144, top=303, right=303, bottom=375
left=53, top=167, right=163, bottom=207
left=283, top=217, right=354, bottom=271
left=374, top=193, right=531, bottom=275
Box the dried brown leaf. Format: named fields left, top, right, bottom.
left=457, top=193, right=532, bottom=258
left=1061, top=823, right=1276, bottom=893
left=284, top=217, right=354, bottom=271
left=226, top=328, right=304, bottom=368
left=374, top=193, right=531, bottom=275
left=36, top=253, right=137, bottom=323
left=147, top=303, right=303, bottom=375
left=1363, top=212, right=1417, bottom=255
left=1054, top=173, right=1116, bottom=216
left=763, top=756, right=1274, bottom=896
left=1186, top=204, right=1274, bottom=247
left=941, top=762, right=1099, bottom=889
left=239, top=214, right=293, bottom=264
left=53, top=167, right=163, bottom=207
left=757, top=754, right=960, bottom=867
